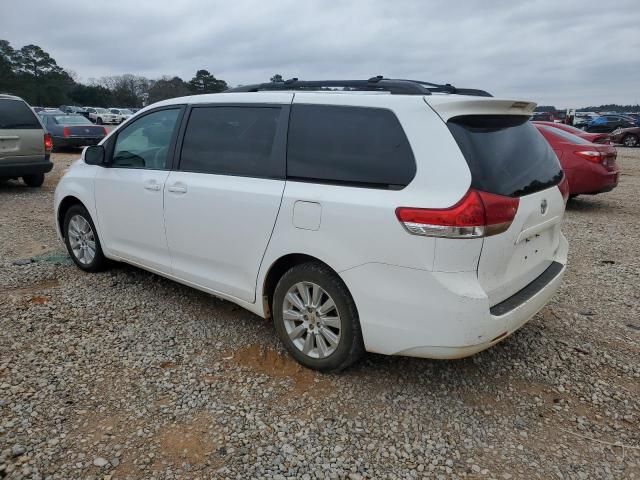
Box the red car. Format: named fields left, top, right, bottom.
left=534, top=124, right=619, bottom=197
left=533, top=121, right=610, bottom=144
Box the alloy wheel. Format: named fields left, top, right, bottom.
left=282, top=281, right=342, bottom=359
left=68, top=214, right=96, bottom=265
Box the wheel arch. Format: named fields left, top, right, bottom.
left=57, top=195, right=86, bottom=239
left=261, top=253, right=346, bottom=319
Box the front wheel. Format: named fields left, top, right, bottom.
left=623, top=134, right=639, bottom=147
left=272, top=262, right=364, bottom=371
left=96, top=117, right=103, bottom=125
left=63, top=204, right=108, bottom=272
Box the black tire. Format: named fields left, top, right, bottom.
left=272, top=262, right=364, bottom=372
left=623, top=134, right=639, bottom=147
left=96, top=117, right=103, bottom=125
left=63, top=204, right=108, bottom=272
left=22, top=173, right=45, bottom=187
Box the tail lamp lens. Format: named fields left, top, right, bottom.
left=396, top=189, right=519, bottom=239
left=44, top=133, right=53, bottom=153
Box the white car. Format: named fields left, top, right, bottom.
left=109, top=108, right=134, bottom=124
left=85, top=107, right=119, bottom=125
left=54, top=78, right=569, bottom=371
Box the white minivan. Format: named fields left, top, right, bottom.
left=54, top=78, right=569, bottom=371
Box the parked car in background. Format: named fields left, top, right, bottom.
left=55, top=79, right=569, bottom=371
left=109, top=108, right=134, bottom=123
left=586, top=115, right=636, bottom=133
left=60, top=105, right=85, bottom=115
left=85, top=107, right=119, bottom=125
left=610, top=126, right=640, bottom=147
left=573, top=112, right=597, bottom=129
left=535, top=124, right=618, bottom=197
left=531, top=111, right=554, bottom=122
left=533, top=121, right=610, bottom=144
left=38, top=113, right=107, bottom=150
left=0, top=94, right=53, bottom=187
left=31, top=106, right=44, bottom=113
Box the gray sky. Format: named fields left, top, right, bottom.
left=2, top=0, right=639, bottom=107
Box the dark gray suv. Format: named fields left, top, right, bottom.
left=0, top=94, right=53, bottom=187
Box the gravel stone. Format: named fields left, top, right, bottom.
left=0, top=148, right=639, bottom=479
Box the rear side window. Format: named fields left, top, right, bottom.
left=538, top=125, right=591, bottom=144
left=448, top=115, right=562, bottom=197
left=0, top=100, right=41, bottom=129
left=180, top=106, right=283, bottom=178
left=287, top=104, right=416, bottom=188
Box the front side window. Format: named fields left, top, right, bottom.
left=112, top=109, right=180, bottom=169
left=287, top=104, right=416, bottom=188
left=179, top=106, right=282, bottom=178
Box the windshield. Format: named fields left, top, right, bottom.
left=120, top=109, right=133, bottom=114
left=448, top=115, right=562, bottom=197
left=52, top=115, right=93, bottom=125
left=95, top=108, right=108, bottom=113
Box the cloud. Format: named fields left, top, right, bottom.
left=2, top=0, right=638, bottom=106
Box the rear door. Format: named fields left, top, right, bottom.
left=163, top=99, right=291, bottom=302
left=433, top=104, right=565, bottom=306
left=0, top=99, right=43, bottom=163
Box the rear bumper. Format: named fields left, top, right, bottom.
left=567, top=164, right=618, bottom=195
left=53, top=136, right=104, bottom=148
left=341, top=234, right=568, bottom=359
left=0, top=158, right=53, bottom=177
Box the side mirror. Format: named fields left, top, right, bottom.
left=83, top=145, right=105, bottom=166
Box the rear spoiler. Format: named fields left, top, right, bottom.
left=424, top=97, right=537, bottom=122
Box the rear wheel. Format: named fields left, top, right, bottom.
left=272, top=262, right=364, bottom=371
left=96, top=117, right=103, bottom=125
left=63, top=204, right=108, bottom=272
left=623, top=134, right=638, bottom=147
left=23, top=173, right=45, bottom=187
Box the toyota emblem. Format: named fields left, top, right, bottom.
left=540, top=199, right=548, bottom=214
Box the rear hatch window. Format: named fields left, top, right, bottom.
left=0, top=99, right=41, bottom=129
left=447, top=115, right=562, bottom=197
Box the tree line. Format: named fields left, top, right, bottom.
left=0, top=39, right=229, bottom=107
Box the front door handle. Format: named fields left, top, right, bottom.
left=167, top=183, right=187, bottom=194
left=143, top=181, right=161, bottom=191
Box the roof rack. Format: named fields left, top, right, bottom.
left=226, top=76, right=492, bottom=97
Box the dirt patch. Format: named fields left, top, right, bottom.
left=0, top=278, right=59, bottom=296
left=155, top=413, right=223, bottom=467
left=29, top=295, right=48, bottom=304
left=224, top=344, right=332, bottom=396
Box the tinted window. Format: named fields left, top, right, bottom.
left=448, top=115, right=562, bottom=197
left=287, top=105, right=415, bottom=188
left=112, top=109, right=180, bottom=169
left=0, top=99, right=41, bottom=129
left=180, top=106, right=282, bottom=178
left=539, top=125, right=591, bottom=145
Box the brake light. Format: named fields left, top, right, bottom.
left=574, top=150, right=603, bottom=163
left=395, top=189, right=519, bottom=239
left=102, top=127, right=108, bottom=136
left=558, top=173, right=570, bottom=203
left=63, top=127, right=69, bottom=137
left=44, top=133, right=53, bottom=153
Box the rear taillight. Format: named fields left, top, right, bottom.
left=63, top=127, right=69, bottom=137
left=558, top=173, right=570, bottom=203
left=102, top=127, right=108, bottom=136
left=574, top=150, right=604, bottom=163
left=44, top=133, right=53, bottom=153
left=395, top=189, right=519, bottom=239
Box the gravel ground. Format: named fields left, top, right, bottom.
left=0, top=147, right=638, bottom=480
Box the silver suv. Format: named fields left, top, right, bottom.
left=0, top=94, right=53, bottom=187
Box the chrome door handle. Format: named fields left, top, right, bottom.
left=144, top=183, right=161, bottom=191
left=167, top=184, right=187, bottom=194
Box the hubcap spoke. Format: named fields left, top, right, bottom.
left=317, top=297, right=336, bottom=316
left=320, top=326, right=339, bottom=347
left=321, top=316, right=341, bottom=329
left=288, top=324, right=306, bottom=341
left=286, top=291, right=306, bottom=312
left=302, top=332, right=314, bottom=354
left=296, top=282, right=311, bottom=307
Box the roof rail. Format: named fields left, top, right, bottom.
left=226, top=76, right=492, bottom=97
